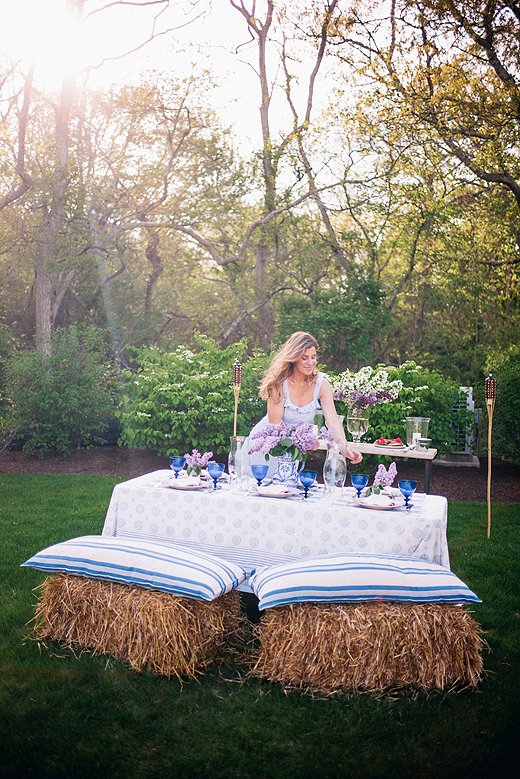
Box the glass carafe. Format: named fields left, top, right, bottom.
left=228, top=435, right=246, bottom=490
left=323, top=443, right=347, bottom=502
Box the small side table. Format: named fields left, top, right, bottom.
left=347, top=443, right=438, bottom=494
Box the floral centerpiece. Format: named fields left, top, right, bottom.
left=332, top=366, right=403, bottom=413
left=365, top=462, right=397, bottom=496
left=183, top=448, right=213, bottom=476
left=248, top=422, right=324, bottom=487
left=332, top=366, right=403, bottom=442
left=248, top=422, right=319, bottom=462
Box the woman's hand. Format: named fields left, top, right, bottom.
left=343, top=445, right=363, bottom=464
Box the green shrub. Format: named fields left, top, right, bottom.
left=7, top=326, right=119, bottom=455
left=117, top=335, right=270, bottom=457
left=481, top=346, right=520, bottom=464
left=328, top=361, right=474, bottom=454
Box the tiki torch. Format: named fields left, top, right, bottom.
left=232, top=359, right=242, bottom=437
left=485, top=373, right=496, bottom=539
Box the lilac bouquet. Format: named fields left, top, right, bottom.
left=332, top=366, right=402, bottom=413
left=366, top=462, right=397, bottom=495
left=184, top=448, right=213, bottom=476
left=248, top=422, right=319, bottom=462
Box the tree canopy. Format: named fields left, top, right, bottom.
left=0, top=0, right=518, bottom=386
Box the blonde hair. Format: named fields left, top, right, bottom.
left=259, top=332, right=319, bottom=401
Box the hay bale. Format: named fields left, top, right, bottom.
left=251, top=601, right=484, bottom=693
left=31, top=573, right=247, bottom=679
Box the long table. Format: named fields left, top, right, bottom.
left=101, top=471, right=450, bottom=579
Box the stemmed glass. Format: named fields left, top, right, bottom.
left=351, top=473, right=369, bottom=499
left=398, top=479, right=417, bottom=510
left=251, top=464, right=269, bottom=488
left=207, top=461, right=225, bottom=491
left=169, top=455, right=185, bottom=479
left=299, top=469, right=317, bottom=499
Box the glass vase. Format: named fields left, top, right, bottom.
left=346, top=407, right=370, bottom=443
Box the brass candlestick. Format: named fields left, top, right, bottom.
left=232, top=359, right=242, bottom=437
left=485, top=373, right=496, bottom=539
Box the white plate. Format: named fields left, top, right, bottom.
left=373, top=443, right=407, bottom=449
left=255, top=485, right=293, bottom=499
left=355, top=498, right=404, bottom=511
left=168, top=480, right=205, bottom=491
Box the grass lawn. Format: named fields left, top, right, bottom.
left=1, top=474, right=519, bottom=779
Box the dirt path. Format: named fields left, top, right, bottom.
left=1, top=446, right=519, bottom=502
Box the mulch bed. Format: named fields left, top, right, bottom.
left=0, top=446, right=519, bottom=502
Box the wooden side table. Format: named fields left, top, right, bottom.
left=347, top=443, right=438, bottom=494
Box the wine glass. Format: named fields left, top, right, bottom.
left=299, top=469, right=317, bottom=499
left=398, top=479, right=417, bottom=510
left=351, top=473, right=369, bottom=499
left=251, top=464, right=269, bottom=487
left=169, top=455, right=185, bottom=479
left=207, top=461, right=225, bottom=490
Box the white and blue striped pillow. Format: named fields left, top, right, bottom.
left=22, top=535, right=251, bottom=602
left=249, top=553, right=481, bottom=610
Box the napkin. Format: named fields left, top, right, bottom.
left=257, top=484, right=292, bottom=496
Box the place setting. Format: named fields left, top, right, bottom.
left=349, top=465, right=417, bottom=511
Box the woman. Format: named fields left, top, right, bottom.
left=242, top=331, right=362, bottom=475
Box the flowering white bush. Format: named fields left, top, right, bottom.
left=332, top=366, right=403, bottom=412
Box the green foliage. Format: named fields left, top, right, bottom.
left=276, top=276, right=389, bottom=370
left=330, top=361, right=474, bottom=454
left=6, top=326, right=119, bottom=455
left=117, top=335, right=269, bottom=456
left=482, top=346, right=520, bottom=465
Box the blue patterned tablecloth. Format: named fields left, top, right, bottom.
left=101, top=470, right=450, bottom=573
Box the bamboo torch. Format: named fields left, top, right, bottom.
left=232, top=359, right=242, bottom=437
left=485, top=373, right=496, bottom=539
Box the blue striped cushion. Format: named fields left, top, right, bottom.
left=22, top=535, right=251, bottom=602
left=249, top=553, right=481, bottom=610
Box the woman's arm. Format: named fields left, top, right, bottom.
left=266, top=388, right=285, bottom=424
left=319, top=378, right=363, bottom=464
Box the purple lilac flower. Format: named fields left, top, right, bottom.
left=290, top=423, right=318, bottom=454
left=349, top=390, right=392, bottom=410
left=373, top=462, right=397, bottom=487
left=184, top=448, right=213, bottom=469
left=319, top=426, right=335, bottom=444
left=333, top=389, right=345, bottom=402
left=248, top=423, right=290, bottom=456
left=248, top=422, right=318, bottom=458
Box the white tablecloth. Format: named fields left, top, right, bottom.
left=101, top=471, right=450, bottom=573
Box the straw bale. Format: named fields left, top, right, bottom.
left=251, top=601, right=484, bottom=693
left=31, top=573, right=247, bottom=679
